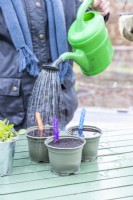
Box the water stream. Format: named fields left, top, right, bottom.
left=27, top=69, right=66, bottom=130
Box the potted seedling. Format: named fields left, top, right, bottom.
left=45, top=117, right=86, bottom=176
left=0, top=119, right=26, bottom=176
left=26, top=112, right=54, bottom=162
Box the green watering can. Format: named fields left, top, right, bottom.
left=56, top=0, right=114, bottom=76
left=44, top=0, right=114, bottom=76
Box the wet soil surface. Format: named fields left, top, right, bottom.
left=28, top=129, right=53, bottom=137
left=48, top=138, right=84, bottom=148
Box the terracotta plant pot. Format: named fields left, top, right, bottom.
left=0, top=140, right=16, bottom=176
left=26, top=125, right=53, bottom=162
left=45, top=135, right=86, bottom=176
left=67, top=125, right=102, bottom=161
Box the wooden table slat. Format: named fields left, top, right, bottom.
left=1, top=128, right=133, bottom=199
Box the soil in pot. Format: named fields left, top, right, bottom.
left=48, top=138, right=84, bottom=148
left=45, top=136, right=86, bottom=176
left=28, top=128, right=53, bottom=137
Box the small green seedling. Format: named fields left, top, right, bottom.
left=0, top=119, right=26, bottom=142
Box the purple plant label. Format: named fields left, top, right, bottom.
left=53, top=117, right=59, bottom=141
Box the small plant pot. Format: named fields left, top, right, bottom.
left=67, top=125, right=102, bottom=161
left=26, top=125, right=53, bottom=162
left=0, top=140, right=16, bottom=176
left=45, top=135, right=86, bottom=176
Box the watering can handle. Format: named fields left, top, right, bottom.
left=76, top=0, right=94, bottom=32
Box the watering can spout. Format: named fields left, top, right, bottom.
left=60, top=50, right=89, bottom=73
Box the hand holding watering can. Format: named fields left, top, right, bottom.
left=55, top=0, right=113, bottom=76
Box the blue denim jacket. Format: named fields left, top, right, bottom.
left=0, top=0, right=81, bottom=127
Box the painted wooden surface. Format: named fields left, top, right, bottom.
left=1, top=128, right=133, bottom=200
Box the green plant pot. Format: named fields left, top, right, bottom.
left=0, top=140, right=16, bottom=176
left=45, top=135, right=86, bottom=176
left=67, top=125, right=102, bottom=161
left=26, top=125, right=53, bottom=162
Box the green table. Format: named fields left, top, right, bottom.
left=1, top=128, right=133, bottom=200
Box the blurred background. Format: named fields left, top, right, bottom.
left=74, top=0, right=133, bottom=111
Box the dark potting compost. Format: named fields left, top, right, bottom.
left=28, top=128, right=53, bottom=137
left=68, top=126, right=101, bottom=138
left=48, top=138, right=84, bottom=148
